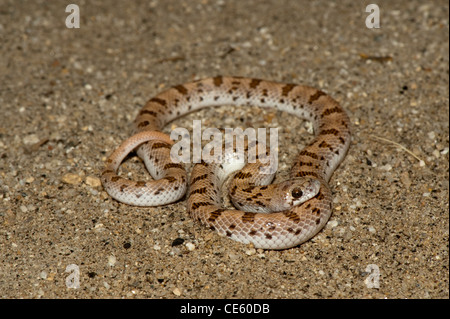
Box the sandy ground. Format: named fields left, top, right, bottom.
left=0, top=0, right=448, bottom=299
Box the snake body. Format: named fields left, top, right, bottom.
left=101, top=76, right=351, bottom=249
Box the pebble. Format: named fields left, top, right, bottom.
left=61, top=173, right=82, bottom=185
left=22, top=134, right=40, bottom=145
left=328, top=220, right=339, bottom=228
left=85, top=176, right=102, bottom=187
left=185, top=242, right=196, bottom=251
left=107, top=255, right=117, bottom=267
left=379, top=164, right=392, bottom=171
left=25, top=176, right=35, bottom=184
left=245, top=248, right=257, bottom=256
left=173, top=287, right=182, bottom=296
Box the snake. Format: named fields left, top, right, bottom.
left=101, top=76, right=351, bottom=249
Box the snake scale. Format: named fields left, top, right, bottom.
left=101, top=76, right=351, bottom=249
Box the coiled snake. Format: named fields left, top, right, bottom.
left=101, top=76, right=351, bottom=249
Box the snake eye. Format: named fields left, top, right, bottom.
left=291, top=188, right=303, bottom=199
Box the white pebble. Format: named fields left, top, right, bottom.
left=173, top=288, right=182, bottom=296
left=328, top=220, right=339, bottom=228
left=245, top=248, right=257, bottom=256
left=22, top=134, right=40, bottom=145
left=368, top=226, right=376, bottom=233
left=94, top=223, right=104, bottom=229
left=107, top=255, right=117, bottom=266
left=185, top=242, right=196, bottom=251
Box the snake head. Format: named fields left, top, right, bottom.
left=278, top=177, right=321, bottom=209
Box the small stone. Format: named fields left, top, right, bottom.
left=107, top=255, right=117, bottom=266
left=173, top=287, right=182, bottom=296
left=46, top=273, right=55, bottom=281
left=94, top=223, right=104, bottom=229
left=245, top=248, right=257, bottom=256
left=185, top=242, right=196, bottom=251
left=328, top=220, right=339, bottom=228
left=23, top=134, right=40, bottom=145
left=62, top=173, right=82, bottom=185
left=85, top=176, right=102, bottom=187
left=171, top=238, right=184, bottom=246
left=25, top=176, right=35, bottom=184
